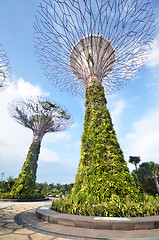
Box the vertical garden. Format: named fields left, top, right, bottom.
left=71, top=81, right=140, bottom=205
left=33, top=0, right=158, bottom=216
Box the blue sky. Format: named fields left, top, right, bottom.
left=0, top=0, right=159, bottom=184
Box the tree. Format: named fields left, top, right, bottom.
left=129, top=156, right=141, bottom=171
left=35, top=182, right=74, bottom=197
left=150, top=162, right=159, bottom=193
left=8, top=96, right=72, bottom=198
left=0, top=177, right=16, bottom=193
left=0, top=44, right=11, bottom=91
left=34, top=0, right=154, bottom=211
left=132, top=161, right=159, bottom=195
left=71, top=81, right=140, bottom=206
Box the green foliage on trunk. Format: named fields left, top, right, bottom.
left=70, top=81, right=140, bottom=207
left=51, top=81, right=144, bottom=216
left=10, top=141, right=41, bottom=198
left=51, top=81, right=146, bottom=216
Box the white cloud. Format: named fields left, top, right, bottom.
left=146, top=35, right=159, bottom=68
left=44, top=131, right=72, bottom=143
left=43, top=122, right=82, bottom=145
left=1, top=77, right=49, bottom=100
left=39, top=147, right=63, bottom=162
left=0, top=140, right=28, bottom=162
left=111, top=100, right=125, bottom=119
left=108, top=99, right=126, bottom=131
left=71, top=122, right=82, bottom=128
left=124, top=108, right=159, bottom=169
left=16, top=78, right=49, bottom=96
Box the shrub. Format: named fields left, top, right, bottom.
left=0, top=177, right=16, bottom=193
left=51, top=194, right=159, bottom=217
left=0, top=192, right=44, bottom=199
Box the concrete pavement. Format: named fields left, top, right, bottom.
left=0, top=200, right=74, bottom=240
left=0, top=200, right=159, bottom=240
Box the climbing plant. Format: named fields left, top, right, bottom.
left=70, top=81, right=141, bottom=206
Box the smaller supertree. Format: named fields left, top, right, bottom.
left=0, top=44, right=11, bottom=92
left=8, top=96, right=72, bottom=198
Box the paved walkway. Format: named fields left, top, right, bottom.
left=0, top=200, right=159, bottom=240
left=0, top=200, right=72, bottom=240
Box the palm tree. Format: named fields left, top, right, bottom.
left=8, top=96, right=72, bottom=198
left=129, top=156, right=141, bottom=171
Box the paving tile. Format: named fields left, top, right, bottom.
left=55, top=238, right=78, bottom=240
left=14, top=228, right=35, bottom=234
left=5, top=214, right=15, bottom=218
left=5, top=222, right=19, bottom=228
left=30, top=232, right=54, bottom=240
left=0, top=226, right=13, bottom=234
left=0, top=233, right=29, bottom=240
left=1, top=201, right=159, bottom=240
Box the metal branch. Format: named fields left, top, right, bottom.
left=0, top=44, right=11, bottom=92
left=34, top=0, right=155, bottom=97
left=8, top=96, right=72, bottom=142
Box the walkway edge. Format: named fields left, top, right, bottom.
left=36, top=206, right=159, bottom=230
left=0, top=198, right=49, bottom=202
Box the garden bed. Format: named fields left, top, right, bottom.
left=0, top=198, right=49, bottom=202
left=36, top=205, right=159, bottom=230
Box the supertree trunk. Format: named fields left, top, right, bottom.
left=8, top=96, right=72, bottom=199
left=11, top=140, right=41, bottom=198
left=71, top=80, right=140, bottom=206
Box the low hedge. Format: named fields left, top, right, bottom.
left=51, top=194, right=159, bottom=217
left=0, top=192, right=44, bottom=199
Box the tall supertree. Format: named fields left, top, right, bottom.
left=0, top=44, right=11, bottom=92
left=8, top=96, right=72, bottom=198
left=34, top=0, right=155, bottom=211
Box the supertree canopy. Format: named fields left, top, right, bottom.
left=8, top=96, right=72, bottom=142
left=8, top=96, right=72, bottom=198
left=0, top=44, right=11, bottom=92
left=34, top=0, right=155, bottom=215
left=34, top=0, right=154, bottom=97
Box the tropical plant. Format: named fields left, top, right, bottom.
left=52, top=194, right=159, bottom=217
left=70, top=81, right=141, bottom=207
left=132, top=161, right=159, bottom=195
left=129, top=156, right=141, bottom=171
left=0, top=177, right=16, bottom=193
left=35, top=182, right=74, bottom=197
left=0, top=178, right=74, bottom=199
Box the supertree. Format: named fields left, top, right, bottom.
left=34, top=0, right=155, bottom=213
left=0, top=44, right=11, bottom=92
left=8, top=96, right=72, bottom=198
